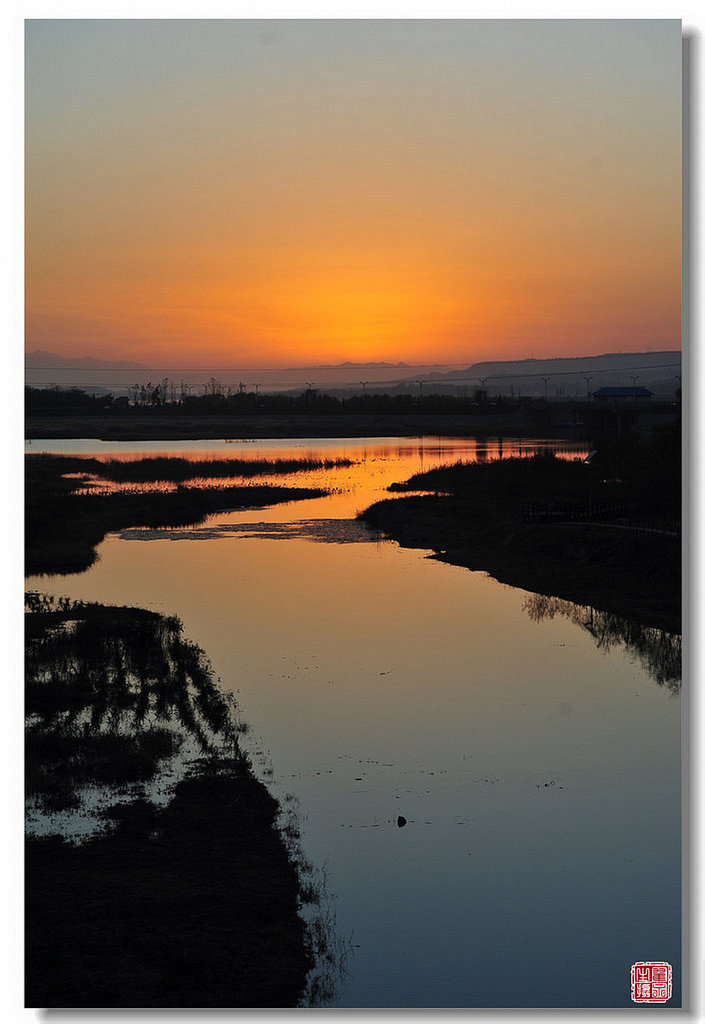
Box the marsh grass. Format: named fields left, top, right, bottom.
left=30, top=453, right=352, bottom=484
left=95, top=454, right=354, bottom=482
left=26, top=454, right=330, bottom=575
left=361, top=447, right=681, bottom=634
left=26, top=728, right=181, bottom=811
left=25, top=596, right=240, bottom=812
left=388, top=451, right=596, bottom=500
left=25, top=595, right=343, bottom=1007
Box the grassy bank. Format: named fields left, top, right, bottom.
left=67, top=453, right=351, bottom=482
left=25, top=598, right=326, bottom=1008
left=360, top=448, right=681, bottom=634
left=26, top=454, right=329, bottom=575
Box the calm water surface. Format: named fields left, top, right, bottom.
left=26, top=436, right=681, bottom=1008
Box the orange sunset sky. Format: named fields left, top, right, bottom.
left=25, top=19, right=681, bottom=369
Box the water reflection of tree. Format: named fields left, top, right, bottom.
left=522, top=593, right=681, bottom=692
left=25, top=592, right=243, bottom=812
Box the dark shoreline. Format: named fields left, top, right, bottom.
left=358, top=434, right=680, bottom=636
left=25, top=599, right=321, bottom=1008
left=26, top=411, right=552, bottom=441
left=26, top=765, right=314, bottom=1007
left=361, top=494, right=680, bottom=635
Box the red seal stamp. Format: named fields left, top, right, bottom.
left=631, top=962, right=672, bottom=1003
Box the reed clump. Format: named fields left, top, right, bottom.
left=77, top=454, right=353, bottom=483
left=26, top=454, right=330, bottom=575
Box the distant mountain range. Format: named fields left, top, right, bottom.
left=25, top=352, right=414, bottom=371
left=25, top=349, right=681, bottom=399
left=425, top=350, right=680, bottom=380
left=26, top=350, right=149, bottom=371
left=24, top=352, right=449, bottom=394
left=335, top=361, right=411, bottom=368
left=399, top=350, right=682, bottom=399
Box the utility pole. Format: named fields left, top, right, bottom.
left=584, top=376, right=592, bottom=400
left=542, top=377, right=551, bottom=402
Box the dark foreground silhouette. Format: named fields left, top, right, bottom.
left=25, top=598, right=334, bottom=1008
left=27, top=768, right=313, bottom=1007
left=361, top=441, right=680, bottom=634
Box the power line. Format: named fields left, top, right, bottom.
left=25, top=360, right=681, bottom=376
left=25, top=361, right=682, bottom=391
left=406, top=362, right=681, bottom=385
left=23, top=362, right=470, bottom=373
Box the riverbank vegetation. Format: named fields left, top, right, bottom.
left=26, top=454, right=329, bottom=575
left=26, top=382, right=519, bottom=417
left=360, top=425, right=681, bottom=634
left=68, top=453, right=351, bottom=483
left=25, top=596, right=334, bottom=1007
left=26, top=384, right=679, bottom=443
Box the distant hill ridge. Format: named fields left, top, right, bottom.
left=26, top=350, right=148, bottom=370
left=425, top=351, right=681, bottom=381
left=25, top=348, right=681, bottom=398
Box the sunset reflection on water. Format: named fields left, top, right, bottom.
left=31, top=436, right=588, bottom=516
left=25, top=434, right=679, bottom=1008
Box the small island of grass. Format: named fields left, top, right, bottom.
left=26, top=454, right=333, bottom=575
left=360, top=428, right=681, bottom=634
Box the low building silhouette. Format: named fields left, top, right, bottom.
left=591, top=386, right=654, bottom=401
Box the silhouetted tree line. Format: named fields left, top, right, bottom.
left=25, top=385, right=120, bottom=413
left=26, top=383, right=520, bottom=416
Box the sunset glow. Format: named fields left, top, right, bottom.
left=25, top=19, right=682, bottom=368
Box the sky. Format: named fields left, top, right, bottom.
left=25, top=19, right=682, bottom=369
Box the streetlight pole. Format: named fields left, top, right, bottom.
left=584, top=376, right=592, bottom=400
left=542, top=377, right=550, bottom=402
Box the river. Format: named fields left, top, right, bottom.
left=25, top=435, right=681, bottom=1008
